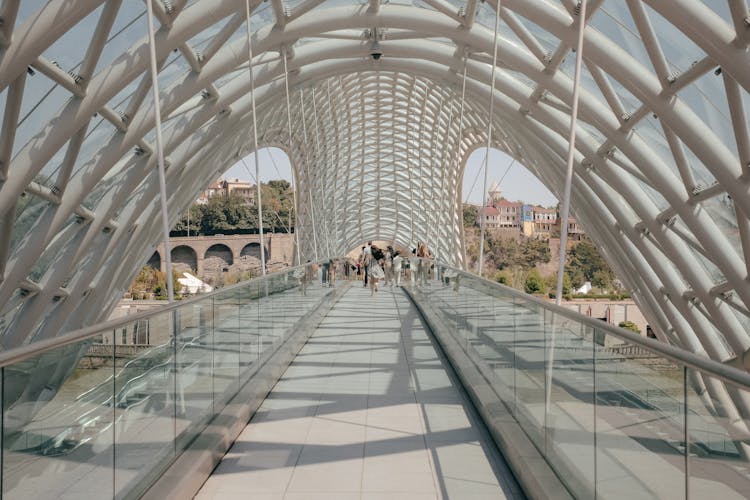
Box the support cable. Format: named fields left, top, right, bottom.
left=310, top=88, right=334, bottom=259
left=145, top=0, right=174, bottom=302
left=555, top=1, right=587, bottom=306
left=299, top=90, right=320, bottom=261
left=282, top=46, right=302, bottom=265
left=477, top=1, right=502, bottom=276
left=244, top=0, right=266, bottom=275
left=547, top=0, right=588, bottom=425
left=454, top=56, right=469, bottom=267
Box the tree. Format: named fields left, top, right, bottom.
left=547, top=272, right=571, bottom=299
left=591, top=269, right=611, bottom=289
left=568, top=240, right=614, bottom=285
left=520, top=238, right=551, bottom=269
left=524, top=269, right=545, bottom=294
left=462, top=204, right=478, bottom=228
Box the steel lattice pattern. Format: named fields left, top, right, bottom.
left=0, top=0, right=748, bottom=373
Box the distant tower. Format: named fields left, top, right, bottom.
left=488, top=179, right=502, bottom=205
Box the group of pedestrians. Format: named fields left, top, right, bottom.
left=357, top=242, right=432, bottom=296
left=296, top=242, right=435, bottom=297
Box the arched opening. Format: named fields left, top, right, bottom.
left=462, top=147, right=558, bottom=281
left=240, top=242, right=268, bottom=261
left=171, top=245, right=198, bottom=273
left=146, top=251, right=161, bottom=270
left=205, top=244, right=233, bottom=266
left=171, top=146, right=296, bottom=238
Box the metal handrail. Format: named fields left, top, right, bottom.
left=0, top=261, right=318, bottom=370
left=431, top=260, right=750, bottom=390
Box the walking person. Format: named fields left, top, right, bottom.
left=392, top=252, right=403, bottom=287
left=383, top=246, right=394, bottom=286
left=369, top=245, right=385, bottom=295
left=409, top=248, right=420, bottom=287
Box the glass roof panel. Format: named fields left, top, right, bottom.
left=12, top=76, right=71, bottom=159
left=93, top=3, right=148, bottom=76
left=589, top=0, right=652, bottom=77
left=643, top=3, right=707, bottom=75
left=677, top=71, right=738, bottom=158
left=701, top=193, right=742, bottom=259
left=10, top=193, right=51, bottom=258
left=42, top=4, right=105, bottom=74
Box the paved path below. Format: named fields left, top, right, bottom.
left=196, top=283, right=524, bottom=500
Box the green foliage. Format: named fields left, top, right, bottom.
left=568, top=240, right=613, bottom=289
left=172, top=180, right=295, bottom=236
left=462, top=204, right=478, bottom=228
left=618, top=320, right=641, bottom=333
left=129, top=266, right=181, bottom=300
left=547, top=272, right=571, bottom=300
left=524, top=268, right=545, bottom=294
left=495, top=270, right=510, bottom=285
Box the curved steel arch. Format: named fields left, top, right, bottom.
left=0, top=0, right=748, bottom=374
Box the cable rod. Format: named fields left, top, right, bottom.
left=145, top=0, right=174, bottom=302
left=477, top=1, right=501, bottom=276
left=282, top=46, right=302, bottom=265
left=244, top=0, right=266, bottom=275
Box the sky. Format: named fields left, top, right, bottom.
left=224, top=146, right=558, bottom=207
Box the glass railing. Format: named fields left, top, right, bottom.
left=0, top=263, right=331, bottom=499
left=412, top=262, right=750, bottom=500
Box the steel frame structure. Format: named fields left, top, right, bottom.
left=0, top=0, right=748, bottom=372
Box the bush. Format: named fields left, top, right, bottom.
left=618, top=320, right=640, bottom=333
left=524, top=269, right=545, bottom=294
left=495, top=270, right=510, bottom=285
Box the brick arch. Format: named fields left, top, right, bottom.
left=171, top=245, right=198, bottom=273
left=146, top=251, right=161, bottom=270
left=205, top=243, right=234, bottom=266
left=240, top=242, right=268, bottom=261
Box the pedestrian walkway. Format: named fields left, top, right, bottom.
left=196, top=284, right=524, bottom=499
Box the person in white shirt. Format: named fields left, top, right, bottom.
left=392, top=253, right=403, bottom=287
left=409, top=249, right=420, bottom=287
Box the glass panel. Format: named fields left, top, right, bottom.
left=591, top=1, right=650, bottom=73
left=643, top=4, right=707, bottom=75
left=677, top=71, right=737, bottom=157
left=3, top=335, right=115, bottom=498
left=113, top=312, right=175, bottom=497
left=9, top=193, right=52, bottom=259
left=175, top=300, right=214, bottom=451
left=0, top=266, right=332, bottom=498
left=687, top=370, right=750, bottom=499
left=13, top=75, right=71, bottom=159
left=511, top=297, right=546, bottom=450
left=42, top=4, right=105, bottom=74
left=593, top=328, right=686, bottom=498
left=213, top=290, right=239, bottom=407
left=94, top=4, right=148, bottom=76
left=546, top=312, right=595, bottom=499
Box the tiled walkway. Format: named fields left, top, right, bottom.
left=196, top=284, right=524, bottom=499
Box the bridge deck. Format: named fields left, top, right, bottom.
left=196, top=284, right=523, bottom=499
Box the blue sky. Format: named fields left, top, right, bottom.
left=224, top=146, right=558, bottom=207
